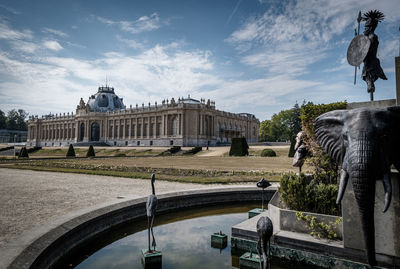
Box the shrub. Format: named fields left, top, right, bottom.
left=86, top=145, right=95, bottom=158
left=27, top=146, right=42, bottom=154
left=260, top=148, right=276, bottom=157
left=184, top=146, right=202, bottom=155
left=300, top=101, right=347, bottom=183
left=66, top=144, right=76, bottom=157
left=18, top=147, right=29, bottom=158
left=169, top=146, right=181, bottom=154
left=229, top=137, right=248, bottom=156
left=114, top=153, right=126, bottom=157
left=279, top=172, right=339, bottom=216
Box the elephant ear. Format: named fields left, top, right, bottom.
left=314, top=110, right=346, bottom=165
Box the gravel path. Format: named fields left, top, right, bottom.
left=0, top=168, right=230, bottom=248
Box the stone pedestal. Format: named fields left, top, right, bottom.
left=211, top=233, right=227, bottom=249
left=248, top=208, right=265, bottom=219
left=239, top=252, right=263, bottom=269
left=342, top=171, right=400, bottom=264
left=141, top=249, right=162, bottom=269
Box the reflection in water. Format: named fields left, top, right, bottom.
left=71, top=204, right=318, bottom=269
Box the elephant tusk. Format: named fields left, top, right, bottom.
left=336, top=169, right=349, bottom=204
left=382, top=172, right=392, bottom=213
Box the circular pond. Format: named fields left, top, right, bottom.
left=56, top=203, right=319, bottom=269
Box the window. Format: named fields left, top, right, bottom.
left=170, top=140, right=173, bottom=145
left=125, top=141, right=128, bottom=146
left=137, top=141, right=140, bottom=146
left=150, top=141, right=153, bottom=146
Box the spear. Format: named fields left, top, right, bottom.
left=354, top=11, right=362, bottom=85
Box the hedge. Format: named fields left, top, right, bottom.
left=229, top=137, right=249, bottom=156
left=66, top=144, right=76, bottom=157
left=279, top=172, right=339, bottom=216
left=86, top=145, right=95, bottom=157
left=260, top=148, right=276, bottom=157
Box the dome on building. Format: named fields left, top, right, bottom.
left=87, top=86, right=125, bottom=112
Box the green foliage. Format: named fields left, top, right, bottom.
left=184, top=146, right=202, bottom=155
left=279, top=172, right=340, bottom=216
left=259, top=120, right=274, bottom=141
left=0, top=110, right=6, bottom=129
left=18, top=147, right=29, bottom=158
left=296, top=211, right=342, bottom=240
left=169, top=146, right=181, bottom=153
left=259, top=104, right=301, bottom=142
left=27, top=146, right=42, bottom=154
left=6, top=109, right=28, bottom=131
left=66, top=144, right=76, bottom=157
left=299, top=101, right=347, bottom=183
left=300, top=101, right=347, bottom=140
left=86, top=145, right=95, bottom=157
left=114, top=153, right=126, bottom=157
left=260, top=148, right=276, bottom=157
left=229, top=137, right=249, bottom=156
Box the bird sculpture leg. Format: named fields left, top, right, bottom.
left=147, top=216, right=151, bottom=252
left=256, top=237, right=262, bottom=269
left=267, top=239, right=271, bottom=269
left=150, top=214, right=156, bottom=251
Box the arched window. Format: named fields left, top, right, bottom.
left=91, top=122, right=100, bottom=141
left=79, top=123, right=85, bottom=141
left=172, top=116, right=179, bottom=135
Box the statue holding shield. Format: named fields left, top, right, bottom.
left=347, top=10, right=387, bottom=101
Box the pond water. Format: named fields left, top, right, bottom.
left=58, top=203, right=319, bottom=269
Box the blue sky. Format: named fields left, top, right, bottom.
left=0, top=0, right=399, bottom=121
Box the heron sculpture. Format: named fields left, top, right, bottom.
left=146, top=173, right=158, bottom=253
left=256, top=216, right=273, bottom=269
left=256, top=178, right=271, bottom=210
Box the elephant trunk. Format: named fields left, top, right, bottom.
left=348, top=135, right=377, bottom=265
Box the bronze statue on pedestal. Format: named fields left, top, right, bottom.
left=347, top=10, right=387, bottom=101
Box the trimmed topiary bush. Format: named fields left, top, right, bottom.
left=260, top=148, right=276, bottom=157
left=279, top=172, right=339, bottom=216
left=229, top=137, right=249, bottom=156
left=86, top=145, right=95, bottom=158
left=18, top=147, right=29, bottom=158
left=66, top=144, right=76, bottom=158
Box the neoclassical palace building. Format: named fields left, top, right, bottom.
left=27, top=86, right=259, bottom=147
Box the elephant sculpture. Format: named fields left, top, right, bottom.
left=314, top=106, right=400, bottom=266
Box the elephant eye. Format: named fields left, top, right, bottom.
left=342, top=133, right=348, bottom=141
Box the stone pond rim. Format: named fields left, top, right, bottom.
left=3, top=186, right=274, bottom=269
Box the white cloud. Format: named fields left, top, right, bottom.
left=0, top=21, right=32, bottom=40
left=43, top=40, right=63, bottom=51
left=227, top=0, right=400, bottom=77
left=42, top=28, right=69, bottom=38
left=116, top=35, right=144, bottom=49
left=9, top=40, right=38, bottom=54
left=97, top=13, right=162, bottom=34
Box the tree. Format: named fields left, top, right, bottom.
left=0, top=110, right=6, bottom=129
left=259, top=104, right=301, bottom=142
left=259, top=120, right=274, bottom=141
left=299, top=101, right=347, bottom=183
left=6, top=109, right=28, bottom=131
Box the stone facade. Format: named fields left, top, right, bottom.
left=27, top=86, right=259, bottom=147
